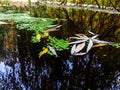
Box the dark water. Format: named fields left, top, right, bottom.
left=0, top=6, right=120, bottom=89
left=0, top=24, right=120, bottom=90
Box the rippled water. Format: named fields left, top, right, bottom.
left=0, top=26, right=120, bottom=90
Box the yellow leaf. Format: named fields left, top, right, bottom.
left=44, top=32, right=49, bottom=38
left=39, top=48, right=48, bottom=58
left=93, top=44, right=106, bottom=47
left=36, top=34, right=41, bottom=40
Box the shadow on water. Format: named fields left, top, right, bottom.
left=0, top=24, right=120, bottom=90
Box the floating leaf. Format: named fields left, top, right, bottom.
left=75, top=34, right=89, bottom=40
left=48, top=46, right=58, bottom=57
left=87, top=39, right=93, bottom=52
left=69, top=39, right=87, bottom=44
left=88, top=31, right=95, bottom=35
left=54, top=25, right=62, bottom=29
left=83, top=35, right=89, bottom=40
left=39, top=48, right=48, bottom=58
left=93, top=39, right=111, bottom=44
left=71, top=44, right=76, bottom=54
left=75, top=34, right=85, bottom=37
left=74, top=52, right=86, bottom=56
left=92, top=35, right=98, bottom=39
left=93, top=43, right=106, bottom=47
left=75, top=42, right=85, bottom=53
left=69, top=36, right=81, bottom=40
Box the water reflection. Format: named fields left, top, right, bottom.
left=32, top=5, right=120, bottom=39
left=0, top=17, right=120, bottom=90
left=0, top=46, right=120, bottom=89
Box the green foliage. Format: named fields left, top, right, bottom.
left=48, top=36, right=69, bottom=51
left=0, top=13, right=69, bottom=57
left=14, top=14, right=69, bottom=56
left=39, top=36, right=69, bottom=57
left=111, top=43, right=120, bottom=48
left=16, top=17, right=54, bottom=35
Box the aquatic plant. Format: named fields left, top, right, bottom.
left=13, top=13, right=69, bottom=57
left=0, top=13, right=69, bottom=57
left=69, top=31, right=119, bottom=55
left=39, top=36, right=69, bottom=58
left=0, top=13, right=119, bottom=57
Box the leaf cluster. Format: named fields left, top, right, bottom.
left=69, top=31, right=113, bottom=56
left=48, top=36, right=69, bottom=51
left=13, top=13, right=69, bottom=57
left=0, top=13, right=69, bottom=57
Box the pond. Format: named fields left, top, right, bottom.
left=31, top=5, right=120, bottom=39
left=0, top=6, right=120, bottom=90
